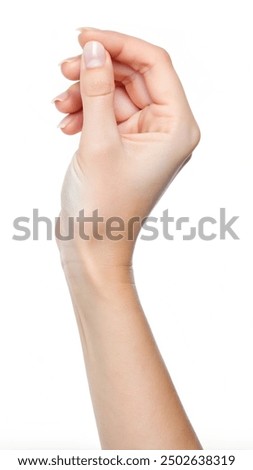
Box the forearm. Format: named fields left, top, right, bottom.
left=62, top=254, right=201, bottom=450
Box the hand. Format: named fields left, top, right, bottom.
left=54, top=30, right=200, bottom=267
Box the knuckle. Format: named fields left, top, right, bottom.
left=190, top=121, right=201, bottom=149
left=85, top=78, right=114, bottom=97
left=174, top=117, right=201, bottom=163
left=156, top=46, right=172, bottom=65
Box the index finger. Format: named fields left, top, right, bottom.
left=78, top=29, right=187, bottom=109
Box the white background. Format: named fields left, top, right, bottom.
left=0, top=0, right=252, bottom=450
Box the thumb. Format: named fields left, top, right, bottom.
left=80, top=41, right=119, bottom=149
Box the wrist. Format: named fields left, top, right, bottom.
left=58, top=241, right=135, bottom=296
left=63, top=262, right=137, bottom=322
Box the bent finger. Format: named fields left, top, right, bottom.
left=58, top=110, right=83, bottom=135
left=52, top=81, right=82, bottom=114
left=61, top=56, right=151, bottom=109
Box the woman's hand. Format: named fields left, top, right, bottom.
left=53, top=30, right=202, bottom=450
left=54, top=30, right=200, bottom=268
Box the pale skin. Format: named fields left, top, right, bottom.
left=53, top=28, right=201, bottom=450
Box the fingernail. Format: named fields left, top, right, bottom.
left=58, top=56, right=79, bottom=66
left=83, top=41, right=106, bottom=69
left=57, top=115, right=73, bottom=129
left=76, top=27, right=99, bottom=32
left=51, top=91, right=69, bottom=103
